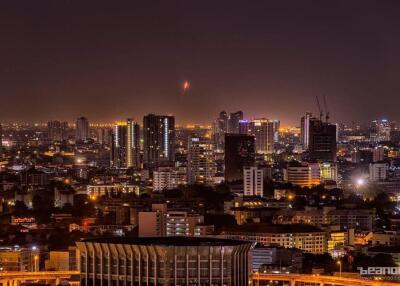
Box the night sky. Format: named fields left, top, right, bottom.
left=1, top=0, right=400, bottom=125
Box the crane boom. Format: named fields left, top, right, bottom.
left=315, top=96, right=323, bottom=121
left=323, top=94, right=330, bottom=122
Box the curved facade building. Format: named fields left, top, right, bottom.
left=76, top=237, right=253, bottom=286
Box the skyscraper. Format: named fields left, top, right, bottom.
left=212, top=111, right=228, bottom=151
left=0, top=123, right=2, bottom=158
left=111, top=122, right=127, bottom=168
left=238, top=119, right=275, bottom=154
left=224, top=134, right=255, bottom=182
left=126, top=118, right=140, bottom=169
left=300, top=112, right=313, bottom=149
left=228, top=111, right=243, bottom=134
left=309, top=120, right=337, bottom=162
left=111, top=119, right=140, bottom=169
left=75, top=116, right=89, bottom=142
left=47, top=120, right=68, bottom=142
left=143, top=114, right=175, bottom=168
left=187, top=135, right=216, bottom=185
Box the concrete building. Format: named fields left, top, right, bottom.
left=76, top=116, right=89, bottom=142
left=243, top=166, right=264, bottom=196
left=138, top=204, right=167, bottom=237
left=223, top=224, right=325, bottom=254
left=187, top=136, right=216, bottom=185
left=153, top=167, right=187, bottom=191
left=286, top=162, right=320, bottom=188
left=369, top=162, right=388, bottom=182
left=76, top=237, right=253, bottom=286
left=166, top=211, right=204, bottom=237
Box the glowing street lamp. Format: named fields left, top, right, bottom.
left=337, top=260, right=342, bottom=277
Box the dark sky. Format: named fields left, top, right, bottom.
left=1, top=0, right=400, bottom=126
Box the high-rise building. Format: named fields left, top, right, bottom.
left=212, top=111, right=228, bottom=151
left=309, top=120, right=337, bottom=162
left=75, top=116, right=89, bottom=142
left=47, top=120, right=68, bottom=141
left=111, top=122, right=127, bottom=168
left=300, top=112, right=313, bottom=149
left=370, top=119, right=392, bottom=142
left=271, top=119, right=280, bottom=143
left=228, top=111, right=243, bottom=133
left=126, top=119, right=140, bottom=168
left=187, top=135, right=216, bottom=185
left=143, top=114, right=175, bottom=168
left=224, top=134, right=255, bottom=182
left=111, top=119, right=140, bottom=168
left=243, top=166, right=264, bottom=196
left=239, top=119, right=275, bottom=154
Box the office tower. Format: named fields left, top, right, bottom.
left=372, top=147, right=384, bottom=162
left=252, top=119, right=275, bottom=154
left=228, top=110, right=243, bottom=133
left=111, top=119, right=140, bottom=168
left=243, top=166, right=264, bottom=196
left=187, top=135, right=216, bottom=185
left=369, top=162, right=388, bottom=182
left=286, top=161, right=321, bottom=188
left=77, top=237, right=253, bottom=286
left=47, top=120, right=68, bottom=141
left=212, top=111, right=228, bottom=150
left=371, top=119, right=391, bottom=142
left=300, top=112, right=313, bottom=148
left=309, top=120, right=337, bottom=162
left=111, top=122, right=127, bottom=168
left=143, top=114, right=175, bottom=168
left=224, top=134, right=255, bottom=182
left=271, top=119, right=280, bottom=143
left=126, top=118, right=140, bottom=168
left=75, top=116, right=89, bottom=142
left=239, top=119, right=275, bottom=154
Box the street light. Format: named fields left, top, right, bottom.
left=337, top=260, right=342, bottom=278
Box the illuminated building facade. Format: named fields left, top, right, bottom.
left=243, top=166, right=264, bottom=196
left=286, top=162, right=321, bottom=188
left=187, top=135, right=216, bottom=185
left=143, top=114, right=175, bottom=168
left=76, top=237, right=252, bottom=286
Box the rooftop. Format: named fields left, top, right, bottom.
left=82, top=236, right=251, bottom=247
left=223, top=223, right=324, bottom=234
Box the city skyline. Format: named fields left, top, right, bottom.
left=1, top=1, right=400, bottom=125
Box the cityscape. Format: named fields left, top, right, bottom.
left=1, top=1, right=400, bottom=286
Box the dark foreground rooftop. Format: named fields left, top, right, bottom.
left=82, top=236, right=251, bottom=247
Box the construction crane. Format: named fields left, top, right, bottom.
left=315, top=96, right=323, bottom=121
left=323, top=94, right=330, bottom=123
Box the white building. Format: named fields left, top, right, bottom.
left=369, top=162, right=388, bottom=182
left=187, top=136, right=216, bottom=185
left=286, top=162, right=321, bottom=188
left=243, top=166, right=264, bottom=196
left=166, top=211, right=204, bottom=237
left=153, top=167, right=186, bottom=191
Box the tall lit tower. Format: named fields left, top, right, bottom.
left=187, top=135, right=216, bottom=185
left=126, top=118, right=140, bottom=169
left=300, top=112, right=313, bottom=149
left=228, top=111, right=243, bottom=133
left=111, top=121, right=127, bottom=168
left=76, top=116, right=89, bottom=142
left=143, top=114, right=175, bottom=168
